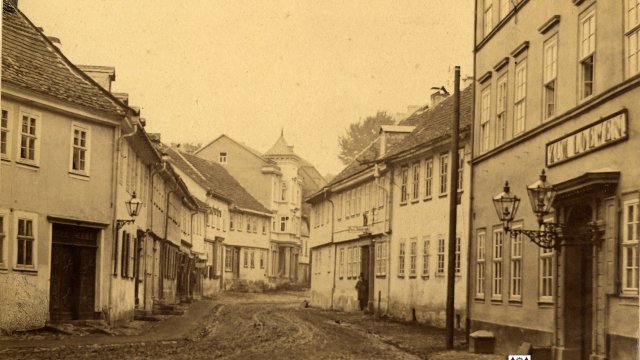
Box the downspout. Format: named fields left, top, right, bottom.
left=108, top=119, right=138, bottom=319
left=324, top=189, right=336, bottom=310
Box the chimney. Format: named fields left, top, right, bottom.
left=47, top=36, right=61, bottom=46
left=431, top=90, right=449, bottom=107
left=77, top=65, right=116, bottom=91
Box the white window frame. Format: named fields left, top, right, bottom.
left=492, top=227, right=504, bottom=300
left=14, top=211, right=37, bottom=270
left=1, top=108, right=10, bottom=160
left=476, top=230, right=486, bottom=299
left=424, top=158, right=433, bottom=199
left=398, top=240, right=406, bottom=277
left=409, top=238, right=417, bottom=276
left=543, top=35, right=558, bottom=121
left=0, top=209, right=7, bottom=268
left=513, top=59, right=527, bottom=136
left=626, top=0, right=640, bottom=77
left=218, top=152, right=227, bottom=164
left=480, top=87, right=491, bottom=153
left=400, top=167, right=409, bottom=203
left=412, top=163, right=420, bottom=201
left=455, top=236, right=461, bottom=274
left=437, top=237, right=445, bottom=275
left=439, top=153, right=449, bottom=195
left=69, top=122, right=91, bottom=176
left=579, top=9, right=596, bottom=100
left=17, top=109, right=41, bottom=166
left=457, top=148, right=464, bottom=192
left=510, top=222, right=523, bottom=301
left=339, top=247, right=345, bottom=278
left=422, top=236, right=430, bottom=278
left=495, top=74, right=507, bottom=146
left=539, top=245, right=554, bottom=302
left=484, top=0, right=493, bottom=37
left=376, top=241, right=387, bottom=276
left=622, top=198, right=639, bottom=294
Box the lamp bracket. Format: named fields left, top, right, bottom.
left=116, top=219, right=136, bottom=230
left=507, top=221, right=603, bottom=252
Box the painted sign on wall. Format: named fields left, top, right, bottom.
left=546, top=109, right=628, bottom=167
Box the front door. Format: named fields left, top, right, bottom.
left=50, top=224, right=97, bottom=321
left=361, top=245, right=371, bottom=311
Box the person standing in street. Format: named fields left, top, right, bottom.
left=355, top=272, right=368, bottom=311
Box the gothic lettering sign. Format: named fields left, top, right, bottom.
left=546, top=109, right=628, bottom=167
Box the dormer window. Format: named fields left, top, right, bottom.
left=219, top=152, right=227, bottom=164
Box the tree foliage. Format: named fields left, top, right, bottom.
left=337, top=111, right=395, bottom=165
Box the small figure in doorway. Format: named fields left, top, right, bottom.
left=355, top=272, right=368, bottom=311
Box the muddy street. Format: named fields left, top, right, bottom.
left=0, top=291, right=489, bottom=360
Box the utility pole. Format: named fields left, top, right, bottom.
left=445, top=66, right=461, bottom=349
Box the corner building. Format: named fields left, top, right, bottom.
left=471, top=1, right=639, bottom=359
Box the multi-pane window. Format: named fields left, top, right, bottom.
left=455, top=237, right=461, bottom=274
left=339, top=248, right=345, bottom=278
left=400, top=167, right=409, bottom=203
left=424, top=158, right=433, bottom=199
left=514, top=60, right=527, bottom=135
left=510, top=226, right=523, bottom=300
left=337, top=193, right=343, bottom=220
left=495, top=75, right=507, bottom=145
left=579, top=10, right=596, bottom=99
left=260, top=251, right=265, bottom=269
left=238, top=214, right=244, bottom=232
left=437, top=238, right=445, bottom=275
left=17, top=218, right=35, bottom=267
left=346, top=190, right=352, bottom=217
left=71, top=124, right=90, bottom=173
left=218, top=152, right=227, bottom=164
left=483, top=0, right=493, bottom=37
left=539, top=247, right=554, bottom=301
left=409, top=239, right=417, bottom=275
left=250, top=250, right=255, bottom=268
left=347, top=247, right=353, bottom=278
left=0, top=215, right=5, bottom=266
left=375, top=241, right=387, bottom=276
left=243, top=249, right=249, bottom=268
left=19, top=112, right=38, bottom=163
left=439, top=154, right=448, bottom=195
left=622, top=199, right=639, bottom=294
left=480, top=87, right=491, bottom=152
left=457, top=149, right=464, bottom=191
left=543, top=36, right=558, bottom=120
left=1, top=109, right=8, bottom=158
left=377, top=177, right=386, bottom=207
left=627, top=0, right=640, bottom=76
left=492, top=228, right=503, bottom=299
left=422, top=236, right=430, bottom=278
left=280, top=216, right=288, bottom=232
left=476, top=231, right=486, bottom=298
left=412, top=163, right=420, bottom=201
left=230, top=213, right=235, bottom=231
left=398, top=241, right=406, bottom=276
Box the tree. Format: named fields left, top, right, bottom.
left=337, top=111, right=395, bottom=165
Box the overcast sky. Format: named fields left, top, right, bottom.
left=19, top=0, right=474, bottom=176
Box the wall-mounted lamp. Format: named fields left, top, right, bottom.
left=116, top=191, right=142, bottom=229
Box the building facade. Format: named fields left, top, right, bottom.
left=471, top=1, right=639, bottom=358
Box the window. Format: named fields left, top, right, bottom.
left=70, top=123, right=90, bottom=175
left=514, top=60, right=527, bottom=135
left=238, top=214, right=243, bottom=232
left=409, top=238, right=417, bottom=276
left=539, top=246, right=553, bottom=301
left=262, top=219, right=266, bottom=234
left=377, top=177, right=385, bottom=207
left=495, top=75, right=507, bottom=145
left=354, top=246, right=361, bottom=277
left=375, top=241, right=387, bottom=276
left=16, top=217, right=35, bottom=268
left=250, top=250, right=255, bottom=268
left=339, top=248, right=345, bottom=278
left=622, top=199, right=639, bottom=294
left=281, top=181, right=287, bottom=201
left=355, top=187, right=361, bottom=215
left=424, top=158, right=433, bottom=199
left=280, top=216, right=288, bottom=232
left=437, top=238, right=445, bottom=275
left=260, top=251, right=265, bottom=269
left=398, top=241, right=406, bottom=276
left=455, top=237, right=461, bottom=274
left=243, top=249, right=248, bottom=268
left=230, top=213, right=235, bottom=231
left=476, top=230, right=486, bottom=299
left=483, top=0, right=493, bottom=36
left=626, top=0, right=640, bottom=76
left=412, top=163, right=420, bottom=201
left=422, top=236, right=430, bottom=278
left=337, top=193, right=343, bottom=220
left=480, top=87, right=491, bottom=152
left=510, top=225, right=523, bottom=300
left=492, top=228, right=503, bottom=299
left=218, top=152, right=227, bottom=164
left=1, top=109, right=9, bottom=159
left=347, top=247, right=353, bottom=278
left=457, top=149, right=464, bottom=191
left=579, top=10, right=596, bottom=99
left=121, top=231, right=129, bottom=277
left=498, top=0, right=511, bottom=20
left=439, top=154, right=449, bottom=195
left=18, top=111, right=39, bottom=164
left=225, top=247, right=233, bottom=271
left=543, top=36, right=558, bottom=120
left=400, top=167, right=409, bottom=203
left=0, top=213, right=6, bottom=267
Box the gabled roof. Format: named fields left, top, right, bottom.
left=264, top=133, right=296, bottom=157
left=2, top=2, right=127, bottom=116
left=195, top=134, right=274, bottom=165
left=323, top=137, right=381, bottom=190
left=163, top=145, right=271, bottom=215
left=384, top=85, right=474, bottom=160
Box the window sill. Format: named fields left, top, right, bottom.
left=438, top=193, right=448, bottom=199
left=435, top=273, right=445, bottom=277
left=399, top=202, right=407, bottom=207
left=617, top=292, right=639, bottom=299
left=421, top=275, right=430, bottom=280
left=508, top=299, right=522, bottom=305
left=537, top=300, right=554, bottom=307
left=16, top=161, right=39, bottom=170
left=423, top=196, right=432, bottom=202
left=1, top=157, right=10, bottom=163
left=69, top=172, right=90, bottom=181
left=375, top=274, right=386, bottom=279
left=474, top=297, right=485, bottom=302
left=397, top=275, right=405, bottom=278
left=410, top=199, right=420, bottom=204
left=408, top=274, right=417, bottom=279
left=14, top=267, right=38, bottom=275
left=490, top=298, right=503, bottom=304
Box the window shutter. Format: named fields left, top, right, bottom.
left=604, top=196, right=618, bottom=294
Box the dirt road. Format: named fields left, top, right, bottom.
left=0, top=291, right=496, bottom=360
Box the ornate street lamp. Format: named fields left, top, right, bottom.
left=493, top=169, right=600, bottom=251
left=116, top=191, right=143, bottom=229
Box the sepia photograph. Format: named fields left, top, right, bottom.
left=0, top=0, right=638, bottom=359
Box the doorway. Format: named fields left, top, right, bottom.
left=49, top=224, right=98, bottom=321
left=561, top=204, right=594, bottom=360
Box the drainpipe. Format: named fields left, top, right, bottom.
left=324, top=189, right=336, bottom=309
